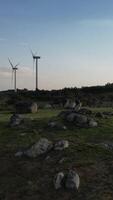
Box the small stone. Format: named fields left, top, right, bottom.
left=10, top=114, right=24, bottom=127
left=88, top=120, right=98, bottom=127
left=15, top=151, right=23, bottom=157
left=59, top=157, right=66, bottom=164
left=65, top=170, right=80, bottom=190
left=54, top=140, right=69, bottom=151
left=54, top=172, right=64, bottom=190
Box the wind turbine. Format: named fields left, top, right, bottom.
left=31, top=50, right=41, bottom=91
left=8, top=58, right=19, bottom=92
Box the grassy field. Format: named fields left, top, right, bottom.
left=1, top=108, right=113, bottom=200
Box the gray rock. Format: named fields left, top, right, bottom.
left=66, top=113, right=77, bottom=122
left=45, top=104, right=52, bottom=109
left=10, top=114, right=23, bottom=127
left=100, top=142, right=113, bottom=150
left=54, top=172, right=64, bottom=190
left=74, top=114, right=88, bottom=125
left=54, top=140, right=69, bottom=151
left=25, top=138, right=53, bottom=158
left=88, top=119, right=98, bottom=127
left=15, top=151, right=24, bottom=157
left=48, top=121, right=67, bottom=130
left=65, top=170, right=80, bottom=190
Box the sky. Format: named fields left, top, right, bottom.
left=0, top=0, right=113, bottom=90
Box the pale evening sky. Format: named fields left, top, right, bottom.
left=0, top=0, right=113, bottom=90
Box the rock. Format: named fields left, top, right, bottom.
left=15, top=101, right=38, bottom=114
left=10, top=114, right=24, bottom=127
left=25, top=138, right=53, bottom=158
left=65, top=170, right=80, bottom=190
left=78, top=108, right=92, bottom=115
left=45, top=104, right=52, bottom=109
left=88, top=119, right=98, bottom=127
left=54, top=172, right=64, bottom=190
left=74, top=114, right=88, bottom=125
left=30, top=102, right=38, bottom=113
left=66, top=113, right=77, bottom=122
left=48, top=121, right=67, bottom=130
left=15, top=151, right=24, bottom=157
left=74, top=102, right=82, bottom=112
left=100, top=142, right=113, bottom=150
left=59, top=157, right=66, bottom=164
left=54, top=140, right=69, bottom=151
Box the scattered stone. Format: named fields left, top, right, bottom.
left=65, top=170, right=80, bottom=190
left=100, top=142, right=113, bottom=150
left=20, top=133, right=27, bottom=136
left=78, top=108, right=92, bottom=115
left=45, top=104, right=52, bottom=109
left=54, top=140, right=69, bottom=151
left=54, top=172, right=64, bottom=190
left=25, top=138, right=53, bottom=158
left=10, top=114, right=24, bottom=127
left=48, top=121, right=67, bottom=130
left=15, top=151, right=24, bottom=157
left=59, top=157, right=66, bottom=164
left=88, top=119, right=98, bottom=127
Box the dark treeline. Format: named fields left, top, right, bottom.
left=0, top=83, right=113, bottom=109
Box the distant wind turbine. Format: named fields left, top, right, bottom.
left=31, top=50, right=41, bottom=91
left=8, top=58, right=20, bottom=92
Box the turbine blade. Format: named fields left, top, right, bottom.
left=15, top=63, right=20, bottom=68
left=8, top=58, right=13, bottom=68
left=30, top=49, right=35, bottom=58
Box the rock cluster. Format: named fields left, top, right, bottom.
left=15, top=138, right=69, bottom=158
left=54, top=170, right=80, bottom=190
left=59, top=110, right=98, bottom=128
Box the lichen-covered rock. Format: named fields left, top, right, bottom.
left=54, top=140, right=69, bottom=151
left=25, top=138, right=53, bottom=158
left=65, top=170, right=80, bottom=190
left=54, top=172, right=64, bottom=190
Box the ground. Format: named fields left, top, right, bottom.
left=0, top=108, right=113, bottom=200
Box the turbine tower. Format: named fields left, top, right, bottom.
left=8, top=58, right=19, bottom=92
left=31, top=50, right=41, bottom=91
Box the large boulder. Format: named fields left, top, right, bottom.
left=10, top=114, right=24, bottom=127
left=15, top=102, right=38, bottom=114
left=65, top=170, right=80, bottom=190
left=25, top=138, right=53, bottom=158
left=54, top=172, right=64, bottom=190
left=66, top=113, right=88, bottom=126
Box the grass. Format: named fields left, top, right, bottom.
left=0, top=108, right=113, bottom=199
